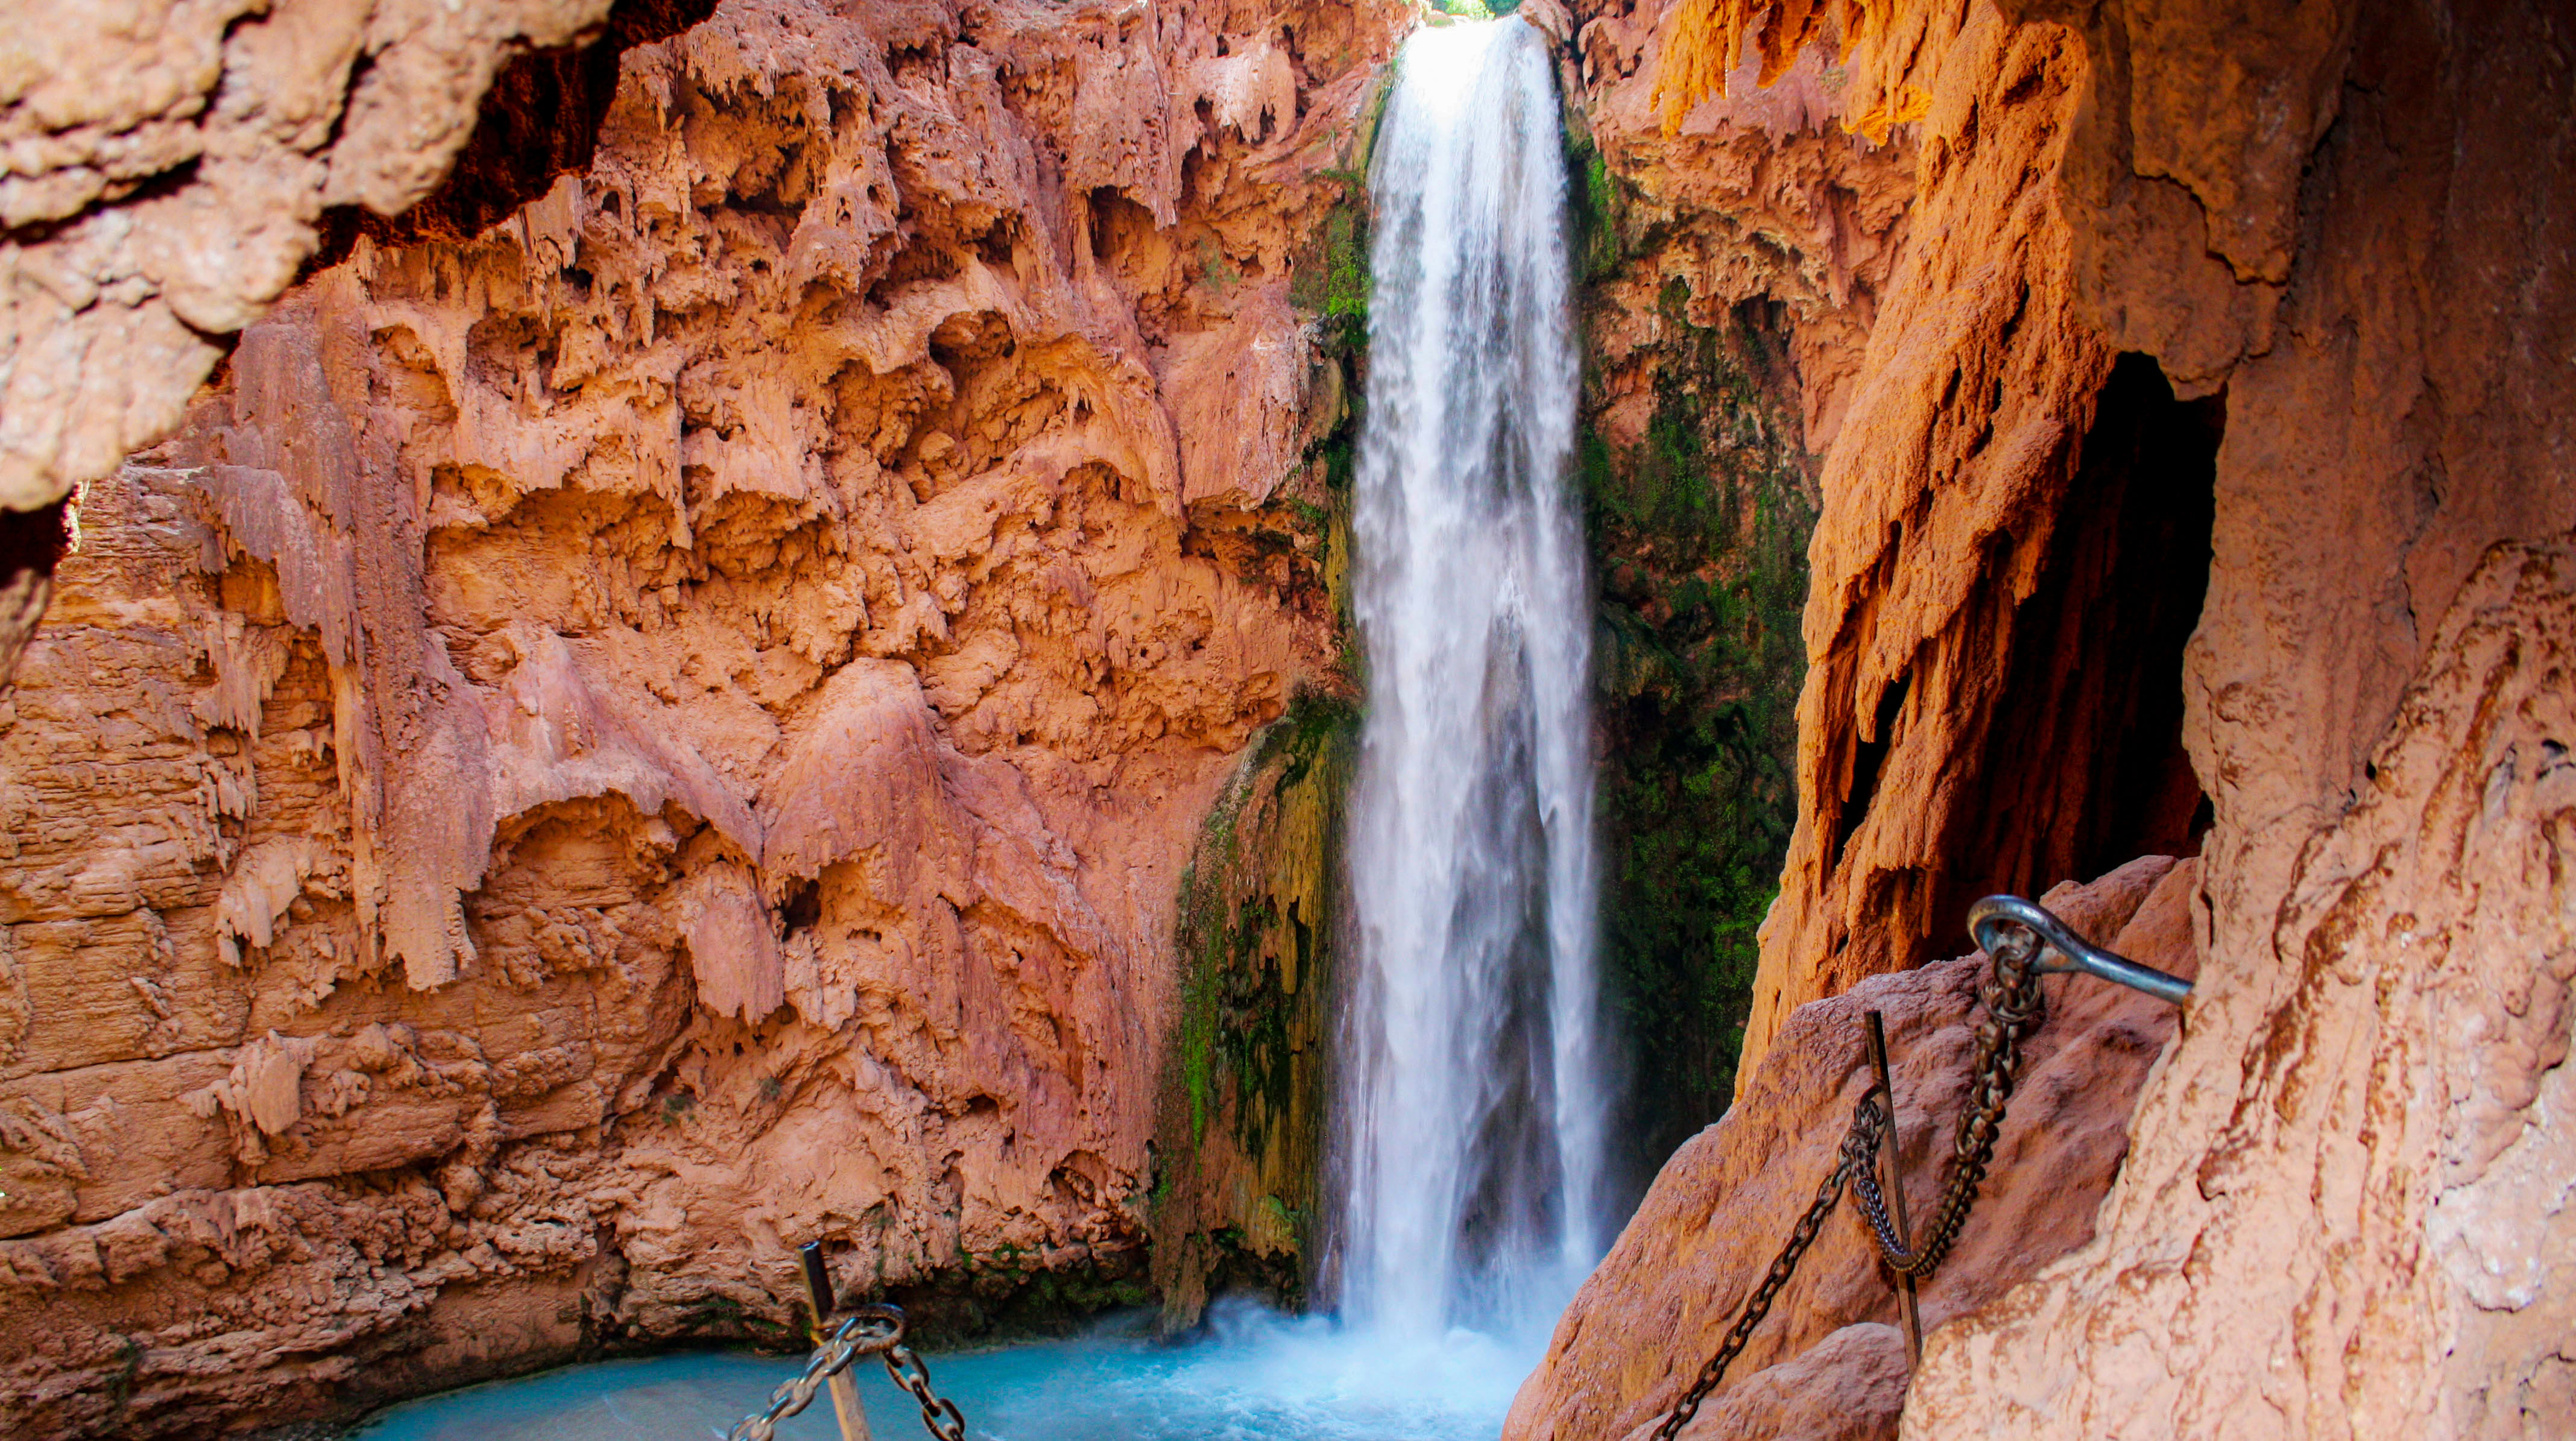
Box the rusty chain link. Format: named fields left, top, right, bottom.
left=1651, top=1094, right=1884, bottom=1439
left=884, top=1340, right=969, bottom=1441
left=1650, top=910, right=2058, bottom=1437
left=1847, top=919, right=2048, bottom=1278
left=726, top=1302, right=971, bottom=1441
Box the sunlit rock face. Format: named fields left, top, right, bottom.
left=0, top=0, right=1405, bottom=1434
left=1532, top=0, right=2576, bottom=1436
left=1506, top=856, right=2202, bottom=1441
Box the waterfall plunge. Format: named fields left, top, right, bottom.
left=1338, top=16, right=1605, bottom=1340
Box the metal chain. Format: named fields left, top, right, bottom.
left=884, top=1342, right=969, bottom=1441
left=1651, top=1100, right=1881, bottom=1439
left=1649, top=918, right=2051, bottom=1436
left=726, top=1308, right=902, bottom=1441
left=725, top=1304, right=971, bottom=1441
left=1847, top=922, right=2047, bottom=1278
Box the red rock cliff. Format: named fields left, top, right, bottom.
left=1525, top=0, right=2576, bottom=1434
left=0, top=1, right=1403, bottom=1434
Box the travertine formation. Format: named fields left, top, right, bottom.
left=1572, top=0, right=1910, bottom=463
left=1506, top=856, right=2201, bottom=1441
left=0, top=0, right=586, bottom=544
left=1729, top=0, right=2151, bottom=1072
left=1541, top=0, right=2576, bottom=1435
left=0, top=0, right=1401, bottom=1433
left=1905, top=0, right=2576, bottom=1432
left=4, top=0, right=2571, bottom=1436
left=0, top=0, right=638, bottom=518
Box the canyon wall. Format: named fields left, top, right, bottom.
left=0, top=0, right=1403, bottom=1434
left=0, top=0, right=717, bottom=686
left=1535, top=0, right=2575, bottom=1435
left=1908, top=0, right=2576, bottom=1431
left=1564, top=0, right=1911, bottom=1177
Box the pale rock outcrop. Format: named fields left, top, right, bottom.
left=1642, top=1322, right=1910, bottom=1441
left=1585, top=0, right=2576, bottom=1433
left=1900, top=0, right=2576, bottom=1431
left=0, top=0, right=634, bottom=515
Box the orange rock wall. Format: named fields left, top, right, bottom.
left=1569, top=0, right=1911, bottom=462
left=0, top=1, right=1404, bottom=1435
left=1909, top=0, right=2576, bottom=1432
left=1557, top=0, right=2576, bottom=1434
left=1576, top=0, right=2217, bottom=1088
left=1731, top=0, right=2135, bottom=1073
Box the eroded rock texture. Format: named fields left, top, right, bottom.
left=0, top=0, right=1402, bottom=1434
left=1506, top=857, right=2202, bottom=1441
left=0, top=0, right=727, bottom=707
left=1733, top=0, right=2203, bottom=1076
left=2, top=0, right=630, bottom=516
left=1907, top=0, right=2576, bottom=1433
left=1556, top=0, right=2576, bottom=1434
left=1571, top=0, right=1911, bottom=465
left=1572, top=0, right=2217, bottom=1126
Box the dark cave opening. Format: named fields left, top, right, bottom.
left=300, top=0, right=720, bottom=276
left=1926, top=352, right=2223, bottom=956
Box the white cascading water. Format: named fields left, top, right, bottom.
left=374, top=19, right=1611, bottom=1441
left=1338, top=15, right=1605, bottom=1340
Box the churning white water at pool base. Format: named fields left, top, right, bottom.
left=1338, top=13, right=1605, bottom=1340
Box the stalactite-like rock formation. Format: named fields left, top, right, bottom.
left=0, top=0, right=646, bottom=517
left=1533, top=0, right=2576, bottom=1434
left=0, top=1, right=1403, bottom=1435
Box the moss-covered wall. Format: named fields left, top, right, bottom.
left=1147, top=689, right=1357, bottom=1329
left=1570, top=121, right=1820, bottom=1196
left=1146, top=131, right=1373, bottom=1327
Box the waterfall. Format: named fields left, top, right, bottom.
left=1338, top=16, right=1604, bottom=1339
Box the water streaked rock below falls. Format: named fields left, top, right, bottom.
left=353, top=1305, right=1539, bottom=1440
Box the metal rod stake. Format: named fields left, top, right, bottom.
left=1865, top=1011, right=1923, bottom=1369
left=1968, top=895, right=2191, bottom=1004
left=800, top=1241, right=872, bottom=1441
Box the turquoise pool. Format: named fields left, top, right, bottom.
left=350, top=1304, right=1543, bottom=1441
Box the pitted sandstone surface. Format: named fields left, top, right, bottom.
left=0, top=1, right=1403, bottom=1434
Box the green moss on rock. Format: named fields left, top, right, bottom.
left=1582, top=283, right=1816, bottom=1191
left=1148, top=689, right=1357, bottom=1330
